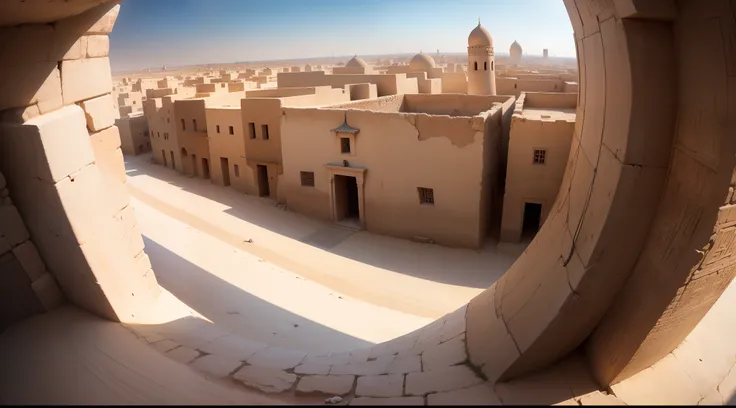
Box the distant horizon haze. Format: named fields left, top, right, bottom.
left=110, top=0, right=575, bottom=72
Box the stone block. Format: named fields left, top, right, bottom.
left=86, top=35, right=110, bottom=57
left=0, top=205, right=30, bottom=247
left=233, top=366, right=297, bottom=394
left=350, top=397, right=424, bottom=406
left=200, top=334, right=268, bottom=360
left=61, top=57, right=112, bottom=105
left=55, top=3, right=121, bottom=36
left=294, top=362, right=331, bottom=375
left=246, top=346, right=307, bottom=370
left=30, top=272, right=64, bottom=311
left=190, top=354, right=242, bottom=378
left=0, top=105, right=94, bottom=184
left=113, top=206, right=144, bottom=257
left=152, top=339, right=179, bottom=353
left=166, top=346, right=200, bottom=364
left=54, top=164, right=109, bottom=245
left=355, top=374, right=404, bottom=398
left=331, top=358, right=393, bottom=376
left=387, top=355, right=422, bottom=375
left=133, top=251, right=152, bottom=277
left=80, top=94, right=115, bottom=132
left=421, top=334, right=467, bottom=371
left=90, top=125, right=122, bottom=152
left=302, top=352, right=351, bottom=366
left=61, top=36, right=88, bottom=60
left=12, top=240, right=46, bottom=282
left=405, top=365, right=483, bottom=396
left=296, top=375, right=355, bottom=396
left=427, top=383, right=501, bottom=405
left=0, top=63, right=62, bottom=114
left=0, top=252, right=45, bottom=328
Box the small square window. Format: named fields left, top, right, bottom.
left=418, top=187, right=434, bottom=205
left=340, top=137, right=351, bottom=154
left=216, top=125, right=220, bottom=133
left=229, top=126, right=234, bottom=135
left=533, top=149, right=546, bottom=165
left=248, top=122, right=256, bottom=139
left=300, top=171, right=315, bottom=187
left=234, top=164, right=240, bottom=177
left=262, top=124, right=270, bottom=140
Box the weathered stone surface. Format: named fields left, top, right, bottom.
left=0, top=105, right=94, bottom=184
left=0, top=205, right=30, bottom=247
left=86, top=35, right=110, bottom=58
left=296, top=374, right=355, bottom=396
left=12, top=241, right=46, bottom=282
left=331, top=357, right=394, bottom=376
left=166, top=346, right=200, bottom=364
left=200, top=334, right=267, bottom=360
left=152, top=339, right=179, bottom=353
left=421, top=334, right=466, bottom=371
left=246, top=346, right=306, bottom=370
left=302, top=352, right=351, bottom=366
left=79, top=94, right=115, bottom=132
left=30, top=272, right=64, bottom=311
left=387, top=354, right=422, bottom=375
left=350, top=396, right=425, bottom=406
left=405, top=365, right=483, bottom=396
left=355, top=374, right=404, bottom=398
left=60, top=57, right=112, bottom=105
left=440, top=305, right=467, bottom=343
left=0, top=63, right=62, bottom=113
left=233, top=366, right=297, bottom=394
left=62, top=36, right=88, bottom=60
left=427, top=383, right=501, bottom=405
left=294, top=362, right=331, bottom=375
left=190, top=354, right=242, bottom=378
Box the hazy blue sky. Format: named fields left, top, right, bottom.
left=110, top=0, right=574, bottom=72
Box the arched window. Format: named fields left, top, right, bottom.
left=484, top=62, right=487, bottom=71
left=193, top=119, right=197, bottom=131
left=474, top=62, right=478, bottom=71
left=492, top=61, right=494, bottom=70
left=181, top=119, right=185, bottom=130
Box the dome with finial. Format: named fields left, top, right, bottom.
left=346, top=55, right=368, bottom=68
left=409, top=51, right=436, bottom=70
left=468, top=20, right=493, bottom=47
left=511, top=40, right=522, bottom=52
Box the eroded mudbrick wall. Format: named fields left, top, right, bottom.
left=0, top=2, right=159, bottom=322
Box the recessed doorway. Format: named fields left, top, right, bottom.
left=521, top=202, right=542, bottom=241
left=334, top=174, right=360, bottom=229
left=257, top=164, right=270, bottom=197
left=201, top=158, right=210, bottom=179
left=220, top=157, right=230, bottom=186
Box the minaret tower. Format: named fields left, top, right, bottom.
left=467, top=19, right=496, bottom=95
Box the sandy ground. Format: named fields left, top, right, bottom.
left=125, top=153, right=523, bottom=321
left=134, top=195, right=431, bottom=352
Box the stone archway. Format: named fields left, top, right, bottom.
left=0, top=0, right=733, bottom=397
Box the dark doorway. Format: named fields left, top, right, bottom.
left=522, top=202, right=542, bottom=240
left=202, top=158, right=210, bottom=179
left=191, top=154, right=198, bottom=177
left=220, top=157, right=230, bottom=186
left=334, top=175, right=359, bottom=223
left=257, top=164, right=270, bottom=197
left=170, top=151, right=175, bottom=170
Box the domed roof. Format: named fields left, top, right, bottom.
left=511, top=40, right=522, bottom=51
left=409, top=52, right=436, bottom=70
left=468, top=22, right=493, bottom=47
left=346, top=55, right=368, bottom=68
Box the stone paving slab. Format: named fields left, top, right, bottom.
left=296, top=374, right=355, bottom=396
left=233, top=365, right=297, bottom=394
left=355, top=374, right=405, bottom=398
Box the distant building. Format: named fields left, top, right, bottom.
left=500, top=92, right=576, bottom=243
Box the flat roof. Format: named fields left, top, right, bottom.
left=521, top=107, right=576, bottom=121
